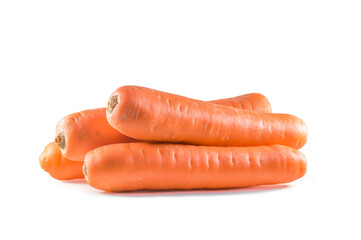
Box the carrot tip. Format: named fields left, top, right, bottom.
left=107, top=94, right=118, bottom=114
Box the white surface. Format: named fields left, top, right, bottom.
left=1, top=1, right=360, bottom=239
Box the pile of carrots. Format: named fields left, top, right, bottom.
left=39, top=85, right=308, bottom=192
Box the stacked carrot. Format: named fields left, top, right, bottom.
left=39, top=86, right=307, bottom=192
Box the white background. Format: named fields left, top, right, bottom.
left=1, top=1, right=360, bottom=239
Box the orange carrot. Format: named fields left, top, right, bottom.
left=39, top=142, right=84, bottom=180
left=55, top=108, right=135, bottom=161
left=84, top=143, right=307, bottom=192
left=55, top=93, right=271, bottom=161
left=106, top=86, right=307, bottom=149
left=211, top=93, right=271, bottom=113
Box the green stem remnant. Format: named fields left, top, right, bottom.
left=107, top=94, right=118, bottom=114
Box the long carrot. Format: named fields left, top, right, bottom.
left=106, top=86, right=307, bottom=149
left=56, top=93, right=272, bottom=161
left=39, top=142, right=84, bottom=180
left=83, top=143, right=307, bottom=192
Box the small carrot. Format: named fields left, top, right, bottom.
left=39, top=142, right=84, bottom=180
left=106, top=86, right=307, bottom=149
left=55, top=93, right=271, bottom=161
left=83, top=143, right=307, bottom=192
left=55, top=108, right=135, bottom=161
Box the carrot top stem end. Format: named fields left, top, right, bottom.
left=55, top=132, right=66, bottom=151
left=107, top=95, right=118, bottom=114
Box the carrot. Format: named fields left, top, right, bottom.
left=55, top=108, right=135, bottom=161
left=210, top=93, right=271, bottom=113
left=83, top=143, right=307, bottom=192
left=55, top=93, right=271, bottom=161
left=106, top=86, right=307, bottom=149
left=39, top=142, right=84, bottom=180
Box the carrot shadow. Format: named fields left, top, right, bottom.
left=61, top=178, right=87, bottom=184
left=100, top=184, right=290, bottom=197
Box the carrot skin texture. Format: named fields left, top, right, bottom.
left=39, top=142, right=84, bottom=180
left=107, top=86, right=307, bottom=149
left=56, top=108, right=135, bottom=161
left=210, top=93, right=272, bottom=113
left=56, top=93, right=271, bottom=161
left=84, top=143, right=307, bottom=192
